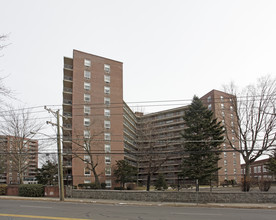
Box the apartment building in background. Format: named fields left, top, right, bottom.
left=201, top=90, right=241, bottom=183
left=0, top=135, right=38, bottom=184
left=241, top=159, right=276, bottom=182
left=63, top=50, right=241, bottom=188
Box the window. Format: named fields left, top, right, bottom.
left=84, top=155, right=90, bottom=163
left=104, top=64, right=110, bottom=73
left=105, top=155, right=111, bottom=164
left=104, top=86, right=110, bottom=94
left=84, top=59, right=91, bottom=67
left=207, top=96, right=211, bottom=103
left=84, top=82, right=91, bottom=90
left=234, top=168, right=237, bottom=174
left=231, top=121, right=234, bottom=127
left=224, top=160, right=227, bottom=166
left=84, top=130, right=90, bottom=138
left=84, top=180, right=91, bottom=184
left=83, top=142, right=90, bottom=151
left=84, top=118, right=90, bottom=126
left=104, top=133, right=111, bottom=141
left=208, top=104, right=212, bottom=110
left=231, top=114, right=234, bottom=119
left=104, top=109, right=110, bottom=117
left=104, top=75, right=110, bottom=83
left=254, top=167, right=257, bottom=173
left=224, top=152, right=227, bottom=157
left=84, top=94, right=90, bottom=102
left=84, top=106, right=90, bottom=115
left=230, top=106, right=233, bottom=111
left=224, top=168, right=227, bottom=174
left=220, top=96, right=224, bottom=102
left=233, top=152, right=236, bottom=158
left=104, top=97, right=110, bottom=105
left=84, top=167, right=91, bottom=176
left=221, top=112, right=225, bottom=117
left=105, top=144, right=111, bottom=153
left=105, top=167, right=111, bottom=176
left=105, top=179, right=111, bottom=188
left=84, top=71, right=91, bottom=79
left=104, top=120, right=111, bottom=129
left=221, top=103, right=224, bottom=109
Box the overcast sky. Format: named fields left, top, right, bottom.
left=1, top=0, right=276, bottom=116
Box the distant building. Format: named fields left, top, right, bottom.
left=0, top=135, right=38, bottom=184
left=62, top=50, right=241, bottom=188
left=241, top=159, right=276, bottom=182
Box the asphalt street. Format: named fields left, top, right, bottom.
left=1, top=199, right=276, bottom=220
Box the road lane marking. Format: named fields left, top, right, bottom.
left=20, top=205, right=52, bottom=209
left=174, top=212, right=222, bottom=216
left=0, top=213, right=93, bottom=220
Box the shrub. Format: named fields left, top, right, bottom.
left=259, top=179, right=272, bottom=192
left=114, top=186, right=124, bottom=190
left=100, top=183, right=106, bottom=189
left=19, top=184, right=44, bottom=197
left=78, top=183, right=101, bottom=189
left=0, top=184, right=7, bottom=195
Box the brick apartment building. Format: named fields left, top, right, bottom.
left=241, top=159, right=276, bottom=182
left=62, top=50, right=241, bottom=188
left=0, top=135, right=38, bottom=184
left=62, top=50, right=124, bottom=187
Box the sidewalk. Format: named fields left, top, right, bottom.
left=1, top=196, right=276, bottom=209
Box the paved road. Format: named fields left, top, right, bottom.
left=1, top=199, right=276, bottom=220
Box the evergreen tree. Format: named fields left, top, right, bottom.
left=181, top=96, right=224, bottom=189
left=113, top=160, right=137, bottom=188
left=154, top=174, right=168, bottom=190
left=35, top=161, right=58, bottom=185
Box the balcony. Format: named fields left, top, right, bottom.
left=63, top=162, right=72, bottom=167
left=63, top=124, right=72, bottom=130
left=63, top=87, right=72, bottom=94
left=64, top=64, right=73, bottom=70
left=63, top=99, right=72, bottom=105
left=63, top=112, right=72, bottom=118
left=64, top=75, right=73, bottom=81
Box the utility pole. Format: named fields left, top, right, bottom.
left=45, top=106, right=65, bottom=201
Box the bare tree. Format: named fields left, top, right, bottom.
left=223, top=75, right=276, bottom=179
left=0, top=34, right=13, bottom=103
left=137, top=118, right=171, bottom=191
left=68, top=120, right=104, bottom=188
left=0, top=106, right=43, bottom=184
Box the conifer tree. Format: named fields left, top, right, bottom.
left=181, top=96, right=224, bottom=190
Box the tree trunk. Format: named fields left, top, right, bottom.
left=146, top=173, right=151, bottom=191
left=196, top=179, right=199, bottom=192
left=92, top=167, right=100, bottom=187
